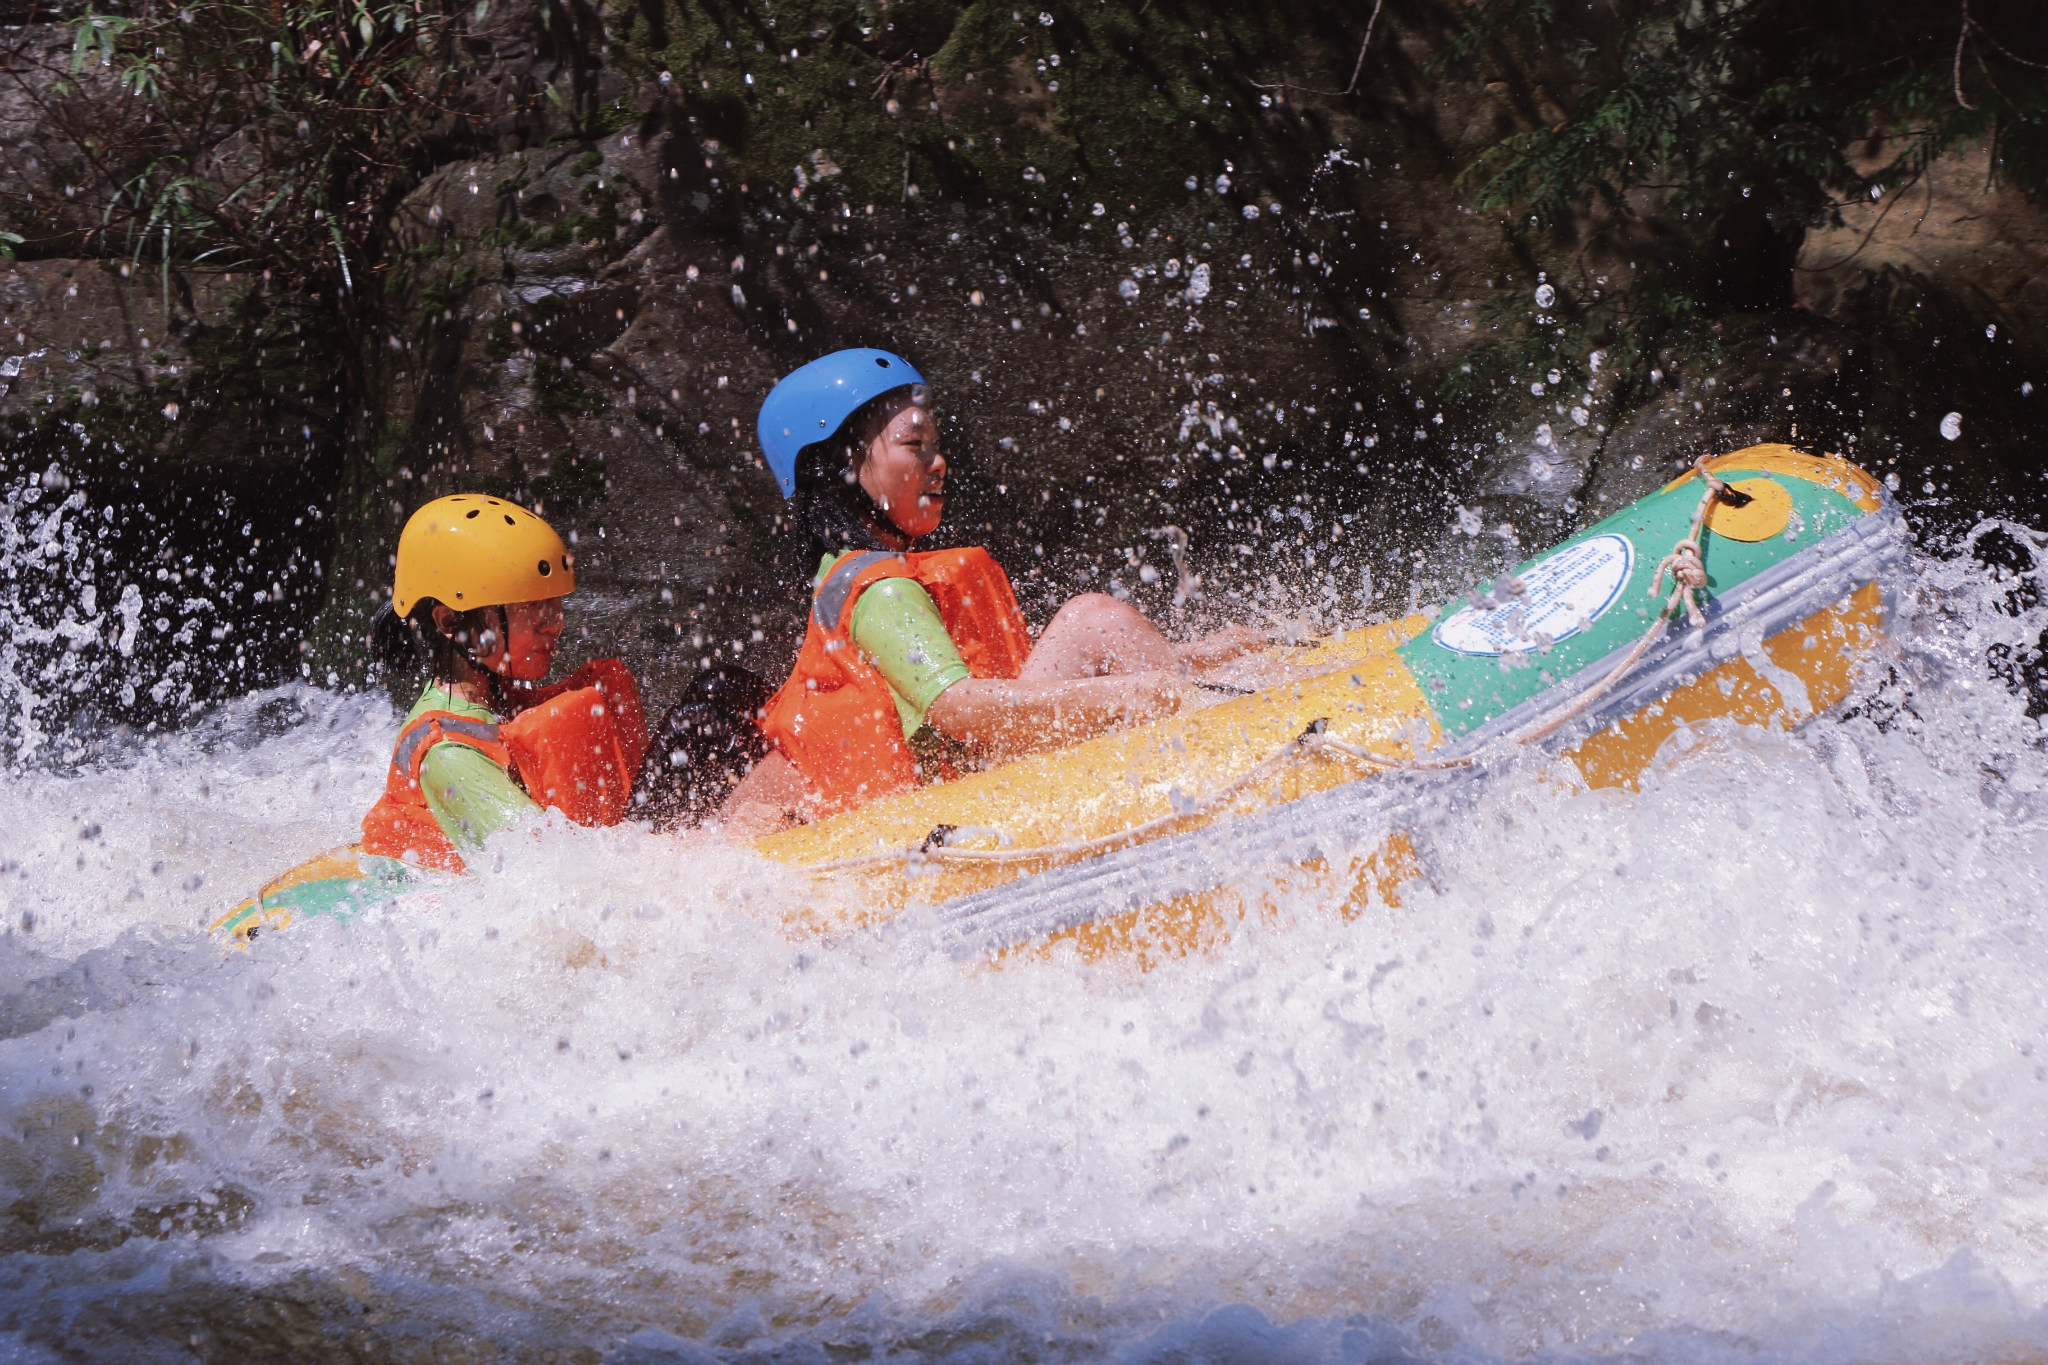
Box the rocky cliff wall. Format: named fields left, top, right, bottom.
left=2, top=0, right=2043, bottom=748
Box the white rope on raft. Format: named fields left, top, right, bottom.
left=804, top=460, right=1739, bottom=876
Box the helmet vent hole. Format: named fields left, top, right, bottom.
left=504, top=514, right=516, bottom=525
left=465, top=509, right=481, bottom=519
left=538, top=560, right=552, bottom=577
left=875, top=357, right=890, bottom=367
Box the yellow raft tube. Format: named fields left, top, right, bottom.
left=216, top=446, right=1900, bottom=958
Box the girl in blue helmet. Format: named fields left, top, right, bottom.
left=718, top=349, right=1263, bottom=832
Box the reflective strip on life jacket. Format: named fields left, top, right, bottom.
left=361, top=707, right=514, bottom=872
left=391, top=713, right=504, bottom=784
left=813, top=550, right=906, bottom=632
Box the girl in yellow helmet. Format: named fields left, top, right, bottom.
left=361, top=495, right=646, bottom=871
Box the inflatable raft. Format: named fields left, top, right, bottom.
left=214, top=445, right=1902, bottom=956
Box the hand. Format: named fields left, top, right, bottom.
left=1176, top=623, right=1268, bottom=670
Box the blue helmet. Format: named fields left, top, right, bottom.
left=757, top=348, right=927, bottom=499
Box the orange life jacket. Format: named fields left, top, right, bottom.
left=760, top=546, right=1035, bottom=814
left=359, top=658, right=648, bottom=872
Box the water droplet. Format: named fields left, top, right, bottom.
left=1118, top=279, right=1140, bottom=301
left=1241, top=204, right=1261, bottom=220
left=1533, top=283, right=1556, bottom=309
left=1570, top=406, right=1589, bottom=427
left=1939, top=411, right=1962, bottom=440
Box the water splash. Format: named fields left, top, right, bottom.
left=0, top=533, right=2046, bottom=1360
left=0, top=473, right=131, bottom=764
left=0, top=466, right=323, bottom=766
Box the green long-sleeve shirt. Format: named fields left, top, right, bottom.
left=405, top=684, right=540, bottom=851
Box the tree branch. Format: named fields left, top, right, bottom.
left=1252, top=0, right=1385, bottom=97
left=1953, top=0, right=1976, bottom=110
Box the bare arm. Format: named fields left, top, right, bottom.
left=925, top=671, right=1186, bottom=760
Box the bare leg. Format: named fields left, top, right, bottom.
left=1019, top=593, right=1183, bottom=680
left=1021, top=593, right=1267, bottom=681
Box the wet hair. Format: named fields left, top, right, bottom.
left=789, top=440, right=900, bottom=567
left=787, top=383, right=933, bottom=569
left=366, top=599, right=506, bottom=685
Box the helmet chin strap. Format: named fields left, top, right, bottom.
left=845, top=456, right=915, bottom=551
left=446, top=605, right=515, bottom=706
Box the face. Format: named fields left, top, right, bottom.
left=853, top=393, right=946, bottom=539
left=435, top=597, right=565, bottom=681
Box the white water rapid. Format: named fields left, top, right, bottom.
left=2, top=530, right=2047, bottom=1363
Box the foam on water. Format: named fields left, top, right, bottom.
left=3, top=534, right=2047, bottom=1362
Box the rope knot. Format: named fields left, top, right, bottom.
left=1651, top=537, right=1708, bottom=627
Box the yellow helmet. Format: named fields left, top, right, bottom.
left=391, top=494, right=575, bottom=618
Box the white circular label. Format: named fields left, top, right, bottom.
left=1433, top=533, right=1635, bottom=656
